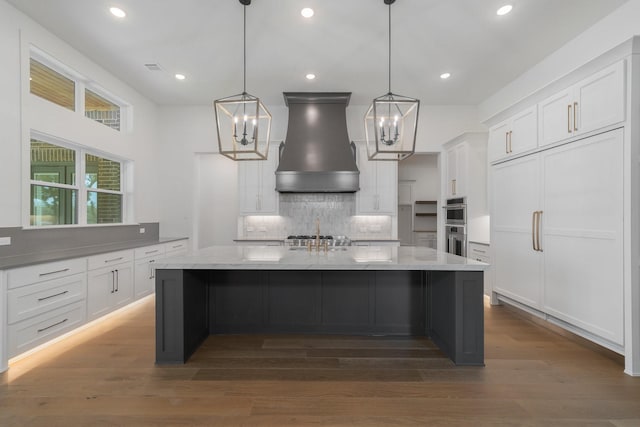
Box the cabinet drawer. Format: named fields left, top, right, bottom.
left=7, top=258, right=86, bottom=289
left=134, top=244, right=165, bottom=260
left=87, top=249, right=133, bottom=271
left=165, top=240, right=188, bottom=255
left=468, top=244, right=490, bottom=263
left=8, top=273, right=87, bottom=324
left=8, top=300, right=86, bottom=358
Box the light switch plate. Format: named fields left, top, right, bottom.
left=0, top=237, right=11, bottom=246
left=139, top=227, right=145, bottom=233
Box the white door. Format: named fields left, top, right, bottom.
left=488, top=120, right=510, bottom=163
left=111, top=264, right=134, bottom=309
left=87, top=267, right=116, bottom=320
left=541, top=129, right=624, bottom=344
left=134, top=258, right=154, bottom=299
left=510, top=105, right=538, bottom=156
left=491, top=155, right=543, bottom=308
left=538, top=88, right=574, bottom=147
left=575, top=60, right=625, bottom=136
left=375, top=160, right=397, bottom=214
left=398, top=205, right=413, bottom=245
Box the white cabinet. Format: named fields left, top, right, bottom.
left=87, top=250, right=134, bottom=321
left=4, top=257, right=87, bottom=358
left=468, top=242, right=491, bottom=297
left=539, top=60, right=625, bottom=147
left=356, top=142, right=397, bottom=215
left=488, top=105, right=538, bottom=163
left=445, top=143, right=467, bottom=198
left=491, top=154, right=543, bottom=308
left=164, top=239, right=189, bottom=256
left=238, top=145, right=279, bottom=215
left=491, top=129, right=624, bottom=345
left=0, top=273, right=7, bottom=371
left=134, top=244, right=165, bottom=300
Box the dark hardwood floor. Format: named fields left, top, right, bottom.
left=1, top=296, right=639, bottom=426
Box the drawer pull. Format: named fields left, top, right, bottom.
left=39, top=268, right=70, bottom=277
left=37, top=318, right=68, bottom=333
left=171, top=245, right=183, bottom=249
left=145, top=250, right=159, bottom=255
left=37, top=290, right=69, bottom=302
left=104, top=256, right=124, bottom=263
left=473, top=249, right=486, bottom=254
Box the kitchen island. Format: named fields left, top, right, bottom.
left=154, top=245, right=488, bottom=366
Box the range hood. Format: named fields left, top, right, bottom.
left=275, top=92, right=359, bottom=193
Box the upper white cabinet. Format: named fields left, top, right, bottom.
left=445, top=143, right=467, bottom=198
left=539, top=60, right=625, bottom=147
left=488, top=105, right=538, bottom=163
left=356, top=142, right=397, bottom=215
left=238, top=145, right=279, bottom=215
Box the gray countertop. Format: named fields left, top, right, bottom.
left=154, top=245, right=488, bottom=271
left=0, top=237, right=187, bottom=270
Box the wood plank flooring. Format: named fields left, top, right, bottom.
left=1, top=297, right=640, bottom=426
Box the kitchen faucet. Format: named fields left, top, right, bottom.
left=307, top=217, right=328, bottom=252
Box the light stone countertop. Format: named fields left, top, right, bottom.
left=154, top=245, right=488, bottom=271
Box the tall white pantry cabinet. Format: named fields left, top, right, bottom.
left=486, top=36, right=640, bottom=375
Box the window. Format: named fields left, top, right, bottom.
left=86, top=154, right=123, bottom=224
left=85, top=89, right=121, bottom=131
left=29, top=58, right=75, bottom=111
left=29, top=137, right=127, bottom=227
left=30, top=47, right=128, bottom=131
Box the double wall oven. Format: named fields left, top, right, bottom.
left=444, top=197, right=467, bottom=257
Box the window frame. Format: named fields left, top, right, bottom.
left=26, top=132, right=130, bottom=228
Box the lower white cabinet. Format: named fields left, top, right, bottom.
left=164, top=239, right=189, bottom=256
left=134, top=244, right=165, bottom=299
left=468, top=242, right=491, bottom=297
left=491, top=128, right=624, bottom=346
left=8, top=301, right=86, bottom=358
left=4, top=257, right=87, bottom=359
left=1, top=273, right=7, bottom=371
left=87, top=250, right=134, bottom=321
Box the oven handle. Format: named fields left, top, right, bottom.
left=442, top=204, right=467, bottom=209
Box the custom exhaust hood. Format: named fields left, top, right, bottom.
left=275, top=92, right=360, bottom=193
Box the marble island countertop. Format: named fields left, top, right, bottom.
left=154, top=245, right=488, bottom=271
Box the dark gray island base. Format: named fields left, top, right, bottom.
left=155, top=268, right=484, bottom=366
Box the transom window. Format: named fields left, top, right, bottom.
left=30, top=58, right=75, bottom=111
left=30, top=47, right=127, bottom=132
left=30, top=137, right=127, bottom=226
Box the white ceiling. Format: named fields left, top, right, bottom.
left=8, top=0, right=628, bottom=106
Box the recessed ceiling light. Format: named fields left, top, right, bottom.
left=109, top=7, right=126, bottom=18
left=301, top=8, right=314, bottom=18
left=440, top=72, right=451, bottom=80
left=175, top=74, right=186, bottom=80
left=496, top=5, right=513, bottom=16
left=305, top=73, right=316, bottom=80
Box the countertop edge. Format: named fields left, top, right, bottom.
left=0, top=237, right=188, bottom=270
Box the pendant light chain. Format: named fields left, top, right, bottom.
left=243, top=3, right=247, bottom=94
left=388, top=1, right=391, bottom=95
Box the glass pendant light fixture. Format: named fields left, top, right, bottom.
left=364, top=0, right=420, bottom=161
left=214, top=0, right=272, bottom=160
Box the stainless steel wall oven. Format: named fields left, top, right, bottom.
left=444, top=197, right=467, bottom=257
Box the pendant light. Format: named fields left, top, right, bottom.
left=364, top=0, right=420, bottom=161
left=214, top=0, right=272, bottom=160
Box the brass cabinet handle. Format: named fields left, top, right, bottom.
left=532, top=211, right=537, bottom=251
left=505, top=132, right=509, bottom=154
left=536, top=211, right=543, bottom=252
left=573, top=102, right=578, bottom=131
left=509, top=131, right=513, bottom=153
left=567, top=105, right=572, bottom=133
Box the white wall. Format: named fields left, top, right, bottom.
left=479, top=0, right=640, bottom=121
left=0, top=0, right=161, bottom=227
